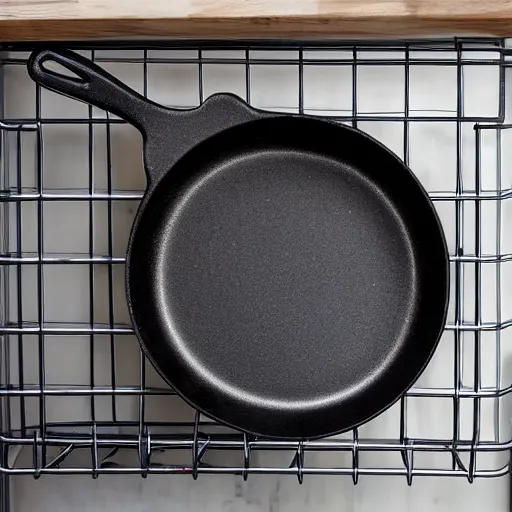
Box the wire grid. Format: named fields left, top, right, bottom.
left=0, top=38, right=512, bottom=486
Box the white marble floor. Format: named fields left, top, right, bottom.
left=11, top=472, right=510, bottom=512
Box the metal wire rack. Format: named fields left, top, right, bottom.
left=1, top=38, right=512, bottom=499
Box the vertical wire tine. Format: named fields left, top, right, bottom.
left=405, top=449, right=414, bottom=486
left=399, top=45, right=418, bottom=432
left=399, top=395, right=409, bottom=475
left=245, top=48, right=251, bottom=105
left=192, top=409, right=200, bottom=480
left=494, top=127, right=502, bottom=443
left=399, top=399, right=414, bottom=484
left=242, top=432, right=251, bottom=481
left=0, top=440, right=10, bottom=512
left=400, top=32, right=411, bottom=462
left=0, top=92, right=7, bottom=480
left=296, top=441, right=304, bottom=484
left=35, top=81, right=46, bottom=469
left=32, top=430, right=41, bottom=479
left=451, top=40, right=464, bottom=471
left=497, top=47, right=506, bottom=122
left=400, top=395, right=414, bottom=485
left=404, top=43, right=410, bottom=166
left=88, top=50, right=96, bottom=429
left=105, top=110, right=116, bottom=423
left=0, top=128, right=13, bottom=500
left=0, top=54, right=11, bottom=508
left=401, top=44, right=412, bottom=484
left=298, top=48, right=304, bottom=115
left=138, top=425, right=149, bottom=478
left=15, top=129, right=25, bottom=436
left=469, top=399, right=481, bottom=482
left=181, top=46, right=205, bottom=477
left=468, top=124, right=482, bottom=483
left=137, top=50, right=149, bottom=448
left=143, top=49, right=149, bottom=100
left=198, top=48, right=204, bottom=105
left=351, top=428, right=359, bottom=485
left=352, top=46, right=358, bottom=129
left=91, top=422, right=99, bottom=479
left=138, top=342, right=145, bottom=448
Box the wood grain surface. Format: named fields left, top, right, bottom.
left=0, top=0, right=511, bottom=41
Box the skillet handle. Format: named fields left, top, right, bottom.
left=28, top=48, right=164, bottom=135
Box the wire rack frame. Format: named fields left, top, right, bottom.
left=0, top=38, right=512, bottom=488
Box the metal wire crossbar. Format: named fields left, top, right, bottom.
left=0, top=38, right=512, bottom=494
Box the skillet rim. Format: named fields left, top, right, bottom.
left=125, top=109, right=450, bottom=440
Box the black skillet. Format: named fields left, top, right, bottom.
left=29, top=49, right=449, bottom=440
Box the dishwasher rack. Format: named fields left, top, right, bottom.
left=1, top=38, right=512, bottom=497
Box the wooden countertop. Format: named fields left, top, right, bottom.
left=0, top=0, right=511, bottom=41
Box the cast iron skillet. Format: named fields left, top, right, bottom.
left=29, top=48, right=449, bottom=440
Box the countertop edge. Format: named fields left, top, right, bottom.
left=0, top=15, right=510, bottom=42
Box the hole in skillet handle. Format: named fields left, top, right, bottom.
left=38, top=56, right=86, bottom=83
left=28, top=49, right=95, bottom=99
